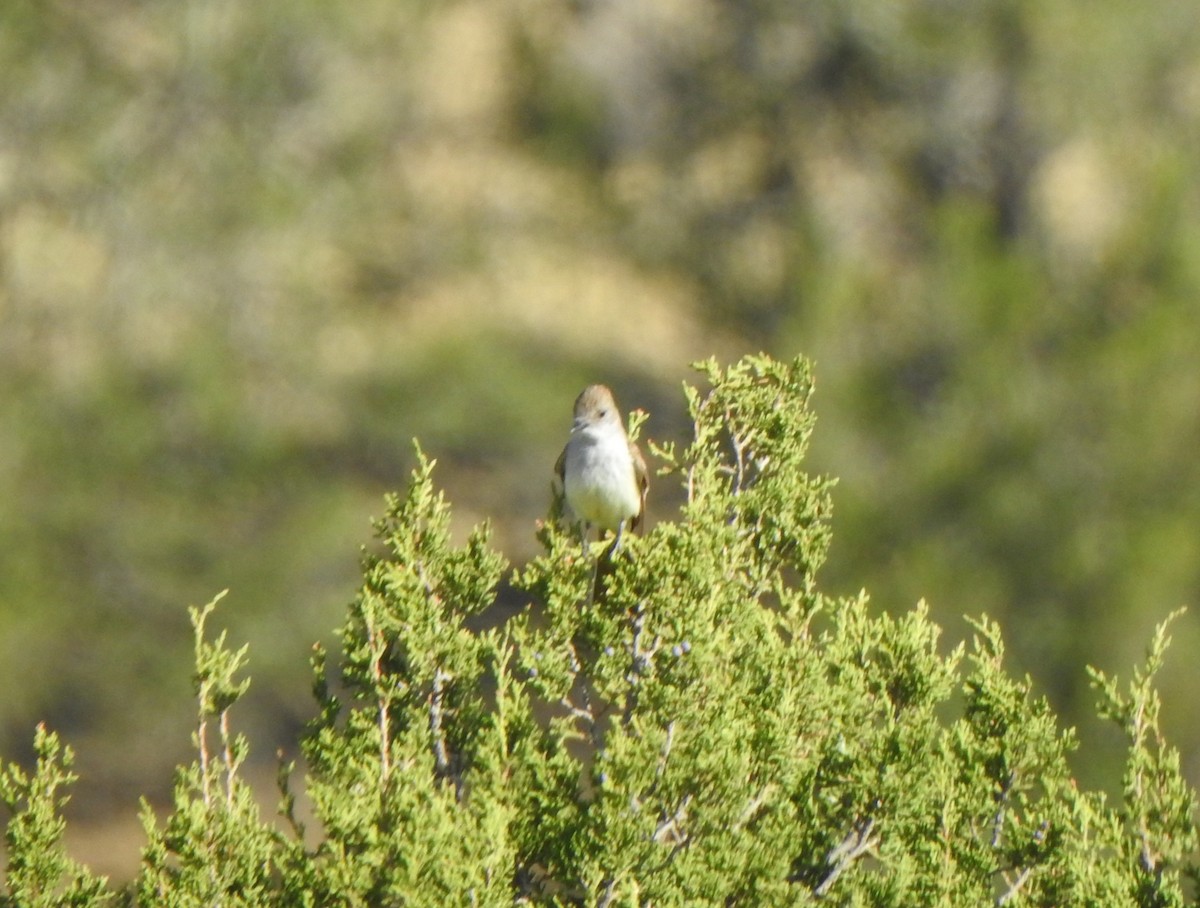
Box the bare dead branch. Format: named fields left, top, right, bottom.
left=997, top=866, right=1032, bottom=906
left=198, top=712, right=212, bottom=809
left=220, top=710, right=236, bottom=807
left=733, top=784, right=775, bottom=832
left=814, top=816, right=878, bottom=898
left=653, top=722, right=676, bottom=785
left=652, top=793, right=693, bottom=846
left=597, top=878, right=618, bottom=908
left=430, top=665, right=463, bottom=799
left=991, top=771, right=1015, bottom=849
left=363, top=611, right=392, bottom=785
left=623, top=602, right=649, bottom=725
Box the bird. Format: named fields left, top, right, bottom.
left=555, top=384, right=648, bottom=553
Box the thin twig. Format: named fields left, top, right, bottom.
left=220, top=709, right=236, bottom=807
left=198, top=711, right=211, bottom=809
left=685, top=395, right=711, bottom=507
left=726, top=411, right=746, bottom=495
left=560, top=686, right=601, bottom=748
left=653, top=722, right=675, bottom=784
left=364, top=611, right=391, bottom=784
left=414, top=557, right=440, bottom=603
left=561, top=699, right=596, bottom=726
left=276, top=750, right=306, bottom=840
left=560, top=641, right=604, bottom=748
left=1129, top=698, right=1158, bottom=873
left=623, top=603, right=649, bottom=725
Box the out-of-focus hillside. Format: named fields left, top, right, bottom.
left=3, top=0, right=1200, bottom=877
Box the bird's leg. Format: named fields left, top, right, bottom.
left=579, top=521, right=592, bottom=558
left=585, top=525, right=601, bottom=605
left=610, top=519, right=626, bottom=555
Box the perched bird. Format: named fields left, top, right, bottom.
left=555, top=384, right=648, bottom=552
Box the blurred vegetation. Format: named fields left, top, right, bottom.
left=2, top=0, right=1200, bottom=877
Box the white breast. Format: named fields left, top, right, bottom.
left=563, top=426, right=640, bottom=531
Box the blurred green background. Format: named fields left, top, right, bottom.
left=3, top=0, right=1200, bottom=879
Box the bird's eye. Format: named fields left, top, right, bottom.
left=598, top=408, right=608, bottom=417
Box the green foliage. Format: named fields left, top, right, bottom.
left=0, top=354, right=1197, bottom=905
left=135, top=591, right=291, bottom=907
left=6, top=0, right=1200, bottom=820
left=300, top=445, right=514, bottom=905
left=1088, top=610, right=1200, bottom=905
left=509, top=354, right=836, bottom=903
left=0, top=727, right=110, bottom=907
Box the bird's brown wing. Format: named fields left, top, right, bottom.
left=554, top=444, right=567, bottom=488
left=550, top=444, right=568, bottom=523
left=630, top=440, right=649, bottom=533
